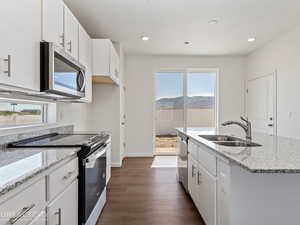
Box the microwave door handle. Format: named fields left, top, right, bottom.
left=80, top=70, right=86, bottom=92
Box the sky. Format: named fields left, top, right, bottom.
left=156, top=72, right=216, bottom=99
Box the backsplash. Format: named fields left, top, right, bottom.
left=0, top=124, right=74, bottom=150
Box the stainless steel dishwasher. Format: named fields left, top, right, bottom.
left=177, top=133, right=188, bottom=192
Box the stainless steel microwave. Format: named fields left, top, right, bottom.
left=40, top=42, right=86, bottom=98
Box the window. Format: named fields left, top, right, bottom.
left=187, top=71, right=217, bottom=128
left=154, top=69, right=218, bottom=155
left=0, top=100, right=47, bottom=128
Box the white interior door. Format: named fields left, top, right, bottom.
left=246, top=73, right=277, bottom=135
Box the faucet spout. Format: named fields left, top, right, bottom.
left=221, top=117, right=252, bottom=142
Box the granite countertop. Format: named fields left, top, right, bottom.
left=177, top=128, right=300, bottom=173
left=0, top=147, right=80, bottom=197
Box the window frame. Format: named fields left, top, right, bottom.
left=154, top=68, right=219, bottom=132
left=0, top=98, right=49, bottom=129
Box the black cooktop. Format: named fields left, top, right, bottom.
left=7, top=133, right=105, bottom=148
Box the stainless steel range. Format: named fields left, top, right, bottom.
left=8, top=132, right=110, bottom=225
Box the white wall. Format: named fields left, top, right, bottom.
left=57, top=44, right=125, bottom=167
left=125, top=55, right=246, bottom=157
left=246, top=25, right=300, bottom=139
left=56, top=102, right=92, bottom=131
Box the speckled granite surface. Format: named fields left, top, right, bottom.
left=177, top=128, right=300, bottom=173
left=0, top=124, right=77, bottom=197
left=0, top=124, right=74, bottom=150
left=0, top=147, right=80, bottom=197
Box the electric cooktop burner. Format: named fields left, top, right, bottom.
left=7, top=133, right=107, bottom=148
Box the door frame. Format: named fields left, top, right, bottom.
left=246, top=71, right=278, bottom=136
left=153, top=68, right=219, bottom=156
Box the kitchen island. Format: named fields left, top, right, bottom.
left=177, top=128, right=300, bottom=225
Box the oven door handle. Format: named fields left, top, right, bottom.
left=86, top=145, right=107, bottom=162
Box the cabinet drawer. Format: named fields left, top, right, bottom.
left=0, top=178, right=46, bottom=225
left=188, top=140, right=198, bottom=160
left=48, top=158, right=78, bottom=201
left=198, top=144, right=217, bottom=176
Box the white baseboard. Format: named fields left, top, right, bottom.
left=125, top=152, right=154, bottom=157
left=111, top=162, right=122, bottom=167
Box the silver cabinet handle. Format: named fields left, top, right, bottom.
left=191, top=165, right=195, bottom=177
left=55, top=208, right=62, bottom=225
left=197, top=172, right=202, bottom=185
left=9, top=204, right=35, bottom=224
left=67, top=41, right=72, bottom=52
left=3, top=55, right=11, bottom=77
left=59, top=34, right=65, bottom=47
left=63, top=171, right=75, bottom=180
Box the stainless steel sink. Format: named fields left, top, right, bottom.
left=199, top=135, right=243, bottom=142
left=198, top=135, right=262, bottom=147
left=214, top=141, right=262, bottom=147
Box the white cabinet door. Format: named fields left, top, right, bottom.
left=93, top=39, right=111, bottom=76
left=217, top=160, right=230, bottom=225
left=48, top=180, right=78, bottom=225
left=79, top=25, right=92, bottom=102
left=92, top=39, right=120, bottom=85
left=0, top=0, right=41, bottom=91
left=28, top=211, right=46, bottom=225
left=197, top=163, right=216, bottom=225
left=42, top=0, right=64, bottom=48
left=188, top=155, right=198, bottom=205
left=64, top=5, right=79, bottom=60
left=79, top=25, right=91, bottom=67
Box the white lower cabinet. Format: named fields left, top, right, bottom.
left=0, top=157, right=79, bottom=225
left=28, top=211, right=46, bottom=225
left=197, top=163, right=216, bottom=225
left=0, top=178, right=46, bottom=225
left=188, top=141, right=217, bottom=225
left=47, top=180, right=78, bottom=225
left=217, top=160, right=230, bottom=225
left=188, top=155, right=198, bottom=204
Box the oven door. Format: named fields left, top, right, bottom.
left=40, top=42, right=86, bottom=98
left=53, top=52, right=86, bottom=97
left=80, top=145, right=107, bottom=223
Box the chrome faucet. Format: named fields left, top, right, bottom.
left=221, top=116, right=252, bottom=143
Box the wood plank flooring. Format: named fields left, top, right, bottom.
left=97, top=157, right=205, bottom=225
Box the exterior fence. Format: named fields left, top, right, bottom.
left=155, top=108, right=214, bottom=135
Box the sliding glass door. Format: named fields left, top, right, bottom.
left=154, top=69, right=217, bottom=155
left=155, top=72, right=184, bottom=155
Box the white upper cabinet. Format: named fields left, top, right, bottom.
left=42, top=0, right=64, bottom=48
left=64, top=5, right=79, bottom=60
left=42, top=1, right=79, bottom=60
left=0, top=0, right=41, bottom=91
left=79, top=24, right=92, bottom=102
left=92, top=39, right=120, bottom=85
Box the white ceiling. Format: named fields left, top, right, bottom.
left=64, top=0, right=300, bottom=56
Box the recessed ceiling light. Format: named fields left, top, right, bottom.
left=141, top=36, right=150, bottom=41
left=208, top=19, right=219, bottom=25
left=184, top=41, right=191, bottom=45
left=248, top=37, right=256, bottom=42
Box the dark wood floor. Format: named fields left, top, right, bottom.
left=97, top=157, right=205, bottom=225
